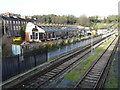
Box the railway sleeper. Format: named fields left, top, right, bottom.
left=90, top=70, right=102, bottom=73
left=84, top=79, right=97, bottom=84
left=92, top=67, right=105, bottom=71
left=44, top=74, right=53, bottom=77
left=52, top=68, right=62, bottom=71
left=86, top=77, right=98, bottom=81
left=94, top=63, right=107, bottom=67
left=61, top=63, right=70, bottom=66
left=51, top=68, right=61, bottom=71
left=87, top=74, right=100, bottom=78
left=36, top=78, right=45, bottom=82
left=89, top=72, right=101, bottom=76
left=24, top=85, right=31, bottom=88
left=30, top=83, right=37, bottom=87
left=80, top=82, right=93, bottom=88
left=57, top=66, right=65, bottom=69
left=90, top=71, right=102, bottom=75
left=51, top=69, right=61, bottom=73
left=47, top=72, right=56, bottom=75
left=43, top=75, right=52, bottom=78
left=27, top=79, right=40, bottom=86
left=55, top=67, right=64, bottom=70
left=40, top=76, right=50, bottom=80
left=39, top=78, right=46, bottom=81
left=50, top=70, right=59, bottom=73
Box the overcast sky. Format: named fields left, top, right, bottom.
left=0, top=0, right=119, bottom=17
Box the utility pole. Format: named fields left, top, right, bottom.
left=91, top=34, right=93, bottom=55
left=91, top=18, right=97, bottom=55
left=3, top=20, right=6, bottom=35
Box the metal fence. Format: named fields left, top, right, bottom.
left=2, top=47, right=47, bottom=81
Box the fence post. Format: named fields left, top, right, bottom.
left=46, top=46, right=48, bottom=61
left=18, top=54, right=20, bottom=74
left=34, top=53, right=36, bottom=66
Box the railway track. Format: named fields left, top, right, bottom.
left=74, top=36, right=118, bottom=89
left=10, top=35, right=114, bottom=88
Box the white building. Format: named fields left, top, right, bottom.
left=97, top=29, right=108, bottom=35
left=25, top=22, right=45, bottom=42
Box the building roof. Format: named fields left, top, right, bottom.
left=32, top=28, right=38, bottom=31
left=1, top=15, right=34, bottom=22
left=39, top=26, right=79, bottom=32
left=26, top=22, right=45, bottom=34
left=26, top=22, right=82, bottom=33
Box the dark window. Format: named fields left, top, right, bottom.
left=39, top=33, right=43, bottom=39
left=32, top=32, right=35, bottom=39
left=31, top=35, right=32, bottom=39
left=48, top=33, right=50, bottom=38
left=36, top=33, right=38, bottom=39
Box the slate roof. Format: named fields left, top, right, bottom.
left=38, top=26, right=79, bottom=32
left=1, top=16, right=34, bottom=22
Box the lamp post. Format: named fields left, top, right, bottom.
left=91, top=34, right=93, bottom=55
left=91, top=18, right=97, bottom=55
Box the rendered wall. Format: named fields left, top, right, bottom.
left=25, top=32, right=30, bottom=41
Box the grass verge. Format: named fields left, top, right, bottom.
left=105, top=64, right=118, bottom=88
left=64, top=36, right=115, bottom=80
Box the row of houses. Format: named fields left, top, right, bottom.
left=25, top=22, right=112, bottom=42
left=1, top=12, right=111, bottom=41
left=1, top=12, right=36, bottom=37
left=25, top=22, right=80, bottom=42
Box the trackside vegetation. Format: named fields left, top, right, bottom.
left=64, top=36, right=115, bottom=80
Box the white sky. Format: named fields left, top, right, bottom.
left=0, top=0, right=120, bottom=17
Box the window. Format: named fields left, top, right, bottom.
left=8, top=31, right=11, bottom=36
left=19, top=26, right=21, bottom=30
left=17, top=26, right=19, bottom=30
left=10, top=26, right=12, bottom=30
left=13, top=21, right=15, bottom=24
left=36, top=33, right=38, bottom=39
left=11, top=31, right=13, bottom=36
left=32, top=32, right=35, bottom=39
left=14, top=26, right=16, bottom=30
left=6, top=20, right=9, bottom=24
left=16, top=26, right=18, bottom=30
left=19, top=21, right=20, bottom=24
left=39, top=33, right=43, bottom=39
left=10, top=20, right=12, bottom=24
left=48, top=33, right=51, bottom=38
left=16, top=21, right=17, bottom=24
left=14, top=31, right=16, bottom=36
left=31, top=35, right=32, bottom=39
left=7, top=26, right=9, bottom=30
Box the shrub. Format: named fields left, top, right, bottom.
left=20, top=25, right=26, bottom=40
